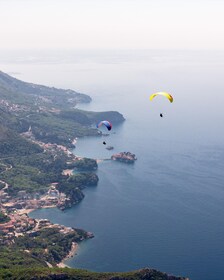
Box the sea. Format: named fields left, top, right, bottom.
left=1, top=49, right=224, bottom=280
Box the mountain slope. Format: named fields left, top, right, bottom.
left=0, top=70, right=125, bottom=145
left=0, top=71, right=91, bottom=108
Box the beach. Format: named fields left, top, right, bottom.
left=57, top=242, right=79, bottom=268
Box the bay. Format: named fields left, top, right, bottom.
left=3, top=49, right=224, bottom=280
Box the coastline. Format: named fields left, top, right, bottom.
left=57, top=242, right=79, bottom=268
left=20, top=205, right=80, bottom=268
left=1, top=134, right=98, bottom=269
left=17, top=205, right=56, bottom=215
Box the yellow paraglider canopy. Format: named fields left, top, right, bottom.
left=150, top=92, right=173, bottom=103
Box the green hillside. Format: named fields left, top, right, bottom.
left=0, top=267, right=187, bottom=280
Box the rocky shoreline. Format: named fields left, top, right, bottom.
left=57, top=242, right=78, bottom=268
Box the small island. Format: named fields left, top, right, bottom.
left=111, top=152, right=137, bottom=164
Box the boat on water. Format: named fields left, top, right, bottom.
left=106, top=146, right=114, bottom=150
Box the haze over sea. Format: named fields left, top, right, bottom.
left=2, top=50, right=224, bottom=280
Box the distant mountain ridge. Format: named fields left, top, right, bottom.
left=0, top=70, right=91, bottom=105
left=0, top=70, right=124, bottom=147
left=0, top=71, right=92, bottom=99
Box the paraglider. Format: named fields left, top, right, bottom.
left=96, top=120, right=112, bottom=131
left=150, top=91, right=173, bottom=118
left=149, top=92, right=173, bottom=103
left=97, top=121, right=112, bottom=147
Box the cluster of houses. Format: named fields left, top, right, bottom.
left=0, top=212, right=36, bottom=245
left=0, top=184, right=73, bottom=246
left=21, top=127, right=74, bottom=157
left=0, top=98, right=29, bottom=113
left=0, top=185, right=69, bottom=214
left=30, top=218, right=75, bottom=236
left=0, top=211, right=82, bottom=245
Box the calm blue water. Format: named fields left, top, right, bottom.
left=3, top=50, right=224, bottom=280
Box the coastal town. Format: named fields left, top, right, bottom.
left=0, top=127, right=80, bottom=210
left=0, top=209, right=93, bottom=246
left=0, top=183, right=69, bottom=215
left=0, top=168, right=94, bottom=248
left=0, top=154, right=94, bottom=266
left=0, top=204, right=94, bottom=269
left=0, top=125, right=94, bottom=260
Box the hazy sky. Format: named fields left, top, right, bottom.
left=0, top=0, right=224, bottom=50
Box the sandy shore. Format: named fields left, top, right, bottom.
left=17, top=208, right=37, bottom=215
left=57, top=242, right=79, bottom=268
left=17, top=205, right=56, bottom=215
